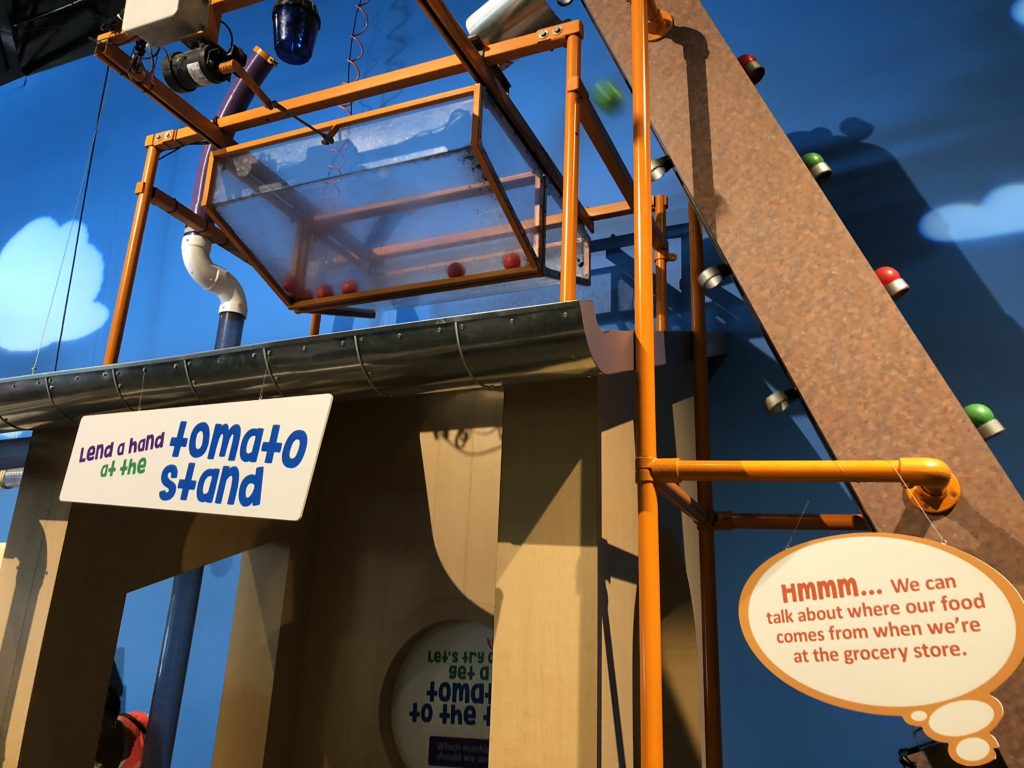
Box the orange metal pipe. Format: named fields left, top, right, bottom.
left=105, top=143, right=159, bottom=365
left=714, top=513, right=870, bottom=531
left=309, top=314, right=322, bottom=336
left=560, top=33, right=582, bottom=302
left=654, top=195, right=668, bottom=331
left=646, top=0, right=674, bottom=40
left=649, top=457, right=955, bottom=494
left=630, top=0, right=664, bottom=763
left=654, top=481, right=712, bottom=526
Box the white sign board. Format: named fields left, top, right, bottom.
left=740, top=533, right=1024, bottom=766
left=389, top=621, right=492, bottom=767
left=61, top=394, right=333, bottom=521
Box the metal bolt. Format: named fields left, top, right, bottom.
left=554, top=25, right=563, bottom=34
left=538, top=29, right=549, bottom=38
left=396, top=332, right=402, bottom=339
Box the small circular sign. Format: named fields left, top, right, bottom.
left=389, top=621, right=493, bottom=767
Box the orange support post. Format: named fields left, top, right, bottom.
left=309, top=314, right=322, bottom=336
left=105, top=143, right=160, bottom=365
left=630, top=0, right=664, bottom=763
left=560, top=33, right=582, bottom=302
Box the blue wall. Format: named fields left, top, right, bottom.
left=1, top=0, right=1022, bottom=765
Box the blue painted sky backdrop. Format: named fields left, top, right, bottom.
left=1, top=0, right=1022, bottom=765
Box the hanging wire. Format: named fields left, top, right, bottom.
left=220, top=18, right=235, bottom=50
left=833, top=460, right=948, bottom=545
left=54, top=67, right=110, bottom=370
left=378, top=1, right=411, bottom=107
left=324, top=0, right=374, bottom=203
left=784, top=499, right=811, bottom=550
left=888, top=461, right=949, bottom=544
left=32, top=67, right=109, bottom=373
left=342, top=0, right=372, bottom=115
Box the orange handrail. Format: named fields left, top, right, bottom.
left=647, top=458, right=960, bottom=513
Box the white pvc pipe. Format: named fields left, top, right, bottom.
left=181, top=229, right=247, bottom=317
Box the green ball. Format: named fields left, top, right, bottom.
left=964, top=403, right=995, bottom=426
left=593, top=80, right=624, bottom=114
left=802, top=152, right=825, bottom=168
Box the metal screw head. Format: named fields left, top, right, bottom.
left=553, top=25, right=563, bottom=33
left=538, top=29, right=549, bottom=39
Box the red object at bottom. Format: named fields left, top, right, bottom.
left=118, top=712, right=147, bottom=768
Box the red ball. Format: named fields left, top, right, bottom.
left=875, top=266, right=901, bottom=285
left=447, top=262, right=466, bottom=278
left=296, top=288, right=313, bottom=301
left=282, top=275, right=300, bottom=296
left=340, top=279, right=359, bottom=294
left=315, top=284, right=334, bottom=298
left=502, top=252, right=522, bottom=269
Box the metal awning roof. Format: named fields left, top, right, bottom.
left=0, top=301, right=726, bottom=432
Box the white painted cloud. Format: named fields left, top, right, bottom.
left=1012, top=0, right=1024, bottom=26
left=0, top=217, right=109, bottom=352
left=919, top=183, right=1024, bottom=243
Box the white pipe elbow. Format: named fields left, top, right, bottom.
left=181, top=230, right=247, bottom=317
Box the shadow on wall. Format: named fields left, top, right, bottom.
left=789, top=119, right=1024, bottom=490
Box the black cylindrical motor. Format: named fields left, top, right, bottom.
left=161, top=44, right=246, bottom=93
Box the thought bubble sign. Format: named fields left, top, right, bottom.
left=739, top=533, right=1024, bottom=766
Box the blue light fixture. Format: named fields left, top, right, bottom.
left=272, top=0, right=321, bottom=65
